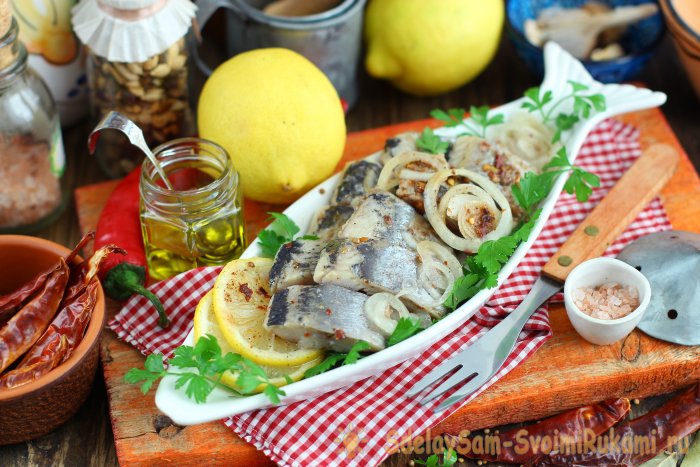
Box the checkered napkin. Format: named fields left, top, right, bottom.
left=110, top=119, right=671, bottom=467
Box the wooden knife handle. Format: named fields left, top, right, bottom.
left=541, top=144, right=679, bottom=283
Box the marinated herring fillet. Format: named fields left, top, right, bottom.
left=338, top=191, right=444, bottom=248
left=307, top=204, right=355, bottom=242
left=332, top=160, right=381, bottom=205
left=314, top=238, right=447, bottom=317
left=269, top=239, right=325, bottom=294
left=448, top=135, right=535, bottom=220
left=380, top=131, right=420, bottom=164
left=264, top=284, right=385, bottom=352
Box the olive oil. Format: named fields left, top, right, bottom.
left=140, top=138, right=246, bottom=281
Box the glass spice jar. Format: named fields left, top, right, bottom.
left=140, top=138, right=247, bottom=281
left=0, top=17, right=66, bottom=233
left=72, top=0, right=196, bottom=178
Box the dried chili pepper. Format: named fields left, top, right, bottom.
left=0, top=233, right=93, bottom=326
left=454, top=398, right=631, bottom=464
left=0, top=244, right=122, bottom=388
left=62, top=244, right=125, bottom=306
left=0, top=258, right=69, bottom=373
left=0, top=282, right=98, bottom=389
left=0, top=335, right=70, bottom=389
left=534, top=384, right=700, bottom=466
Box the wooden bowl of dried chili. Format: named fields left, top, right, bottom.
left=0, top=235, right=107, bottom=445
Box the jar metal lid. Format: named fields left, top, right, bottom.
left=71, top=0, right=196, bottom=62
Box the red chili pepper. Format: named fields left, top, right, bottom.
left=456, top=398, right=631, bottom=464
left=0, top=232, right=93, bottom=326
left=533, top=385, right=700, bottom=466
left=93, top=168, right=146, bottom=278
left=0, top=282, right=98, bottom=389
left=0, top=259, right=70, bottom=373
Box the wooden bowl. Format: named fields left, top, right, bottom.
left=0, top=236, right=106, bottom=445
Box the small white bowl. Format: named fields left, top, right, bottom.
left=564, top=257, right=651, bottom=346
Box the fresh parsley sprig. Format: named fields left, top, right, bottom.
left=521, top=80, right=606, bottom=143
left=258, top=212, right=319, bottom=258
left=416, top=127, right=450, bottom=154
left=303, top=317, right=424, bottom=378
left=512, top=147, right=601, bottom=212
left=445, top=212, right=540, bottom=309
left=414, top=449, right=458, bottom=467
left=124, top=334, right=286, bottom=404
left=430, top=106, right=505, bottom=139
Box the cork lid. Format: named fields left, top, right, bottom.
left=71, top=0, right=197, bottom=62
left=0, top=0, right=12, bottom=69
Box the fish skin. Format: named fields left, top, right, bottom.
left=314, top=238, right=444, bottom=316
left=265, top=284, right=385, bottom=352
left=332, top=160, right=382, bottom=205
left=380, top=132, right=420, bottom=164
left=338, top=191, right=444, bottom=249
left=269, top=239, right=325, bottom=294
left=307, top=204, right=355, bottom=243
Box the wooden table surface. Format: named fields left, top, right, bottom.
left=1, top=34, right=698, bottom=467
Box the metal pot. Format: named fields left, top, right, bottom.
left=192, top=0, right=366, bottom=107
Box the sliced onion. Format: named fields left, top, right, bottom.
left=416, top=241, right=462, bottom=308
left=377, top=151, right=449, bottom=191
left=364, top=292, right=411, bottom=336
left=424, top=168, right=514, bottom=253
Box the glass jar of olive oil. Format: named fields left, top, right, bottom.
left=140, top=138, right=246, bottom=281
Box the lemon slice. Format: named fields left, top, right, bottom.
left=194, top=291, right=322, bottom=390
left=211, top=257, right=322, bottom=367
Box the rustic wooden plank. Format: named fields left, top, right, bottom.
left=75, top=107, right=700, bottom=465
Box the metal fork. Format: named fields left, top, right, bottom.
left=407, top=277, right=562, bottom=412
left=406, top=144, right=678, bottom=413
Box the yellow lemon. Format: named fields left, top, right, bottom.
left=211, top=257, right=322, bottom=367
left=198, top=48, right=346, bottom=204
left=364, top=0, right=504, bottom=96
left=193, top=291, right=322, bottom=391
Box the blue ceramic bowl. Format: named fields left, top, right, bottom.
left=507, top=0, right=665, bottom=82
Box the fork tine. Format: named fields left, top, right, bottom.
left=418, top=368, right=477, bottom=405
left=406, top=357, right=463, bottom=397
left=432, top=373, right=491, bottom=413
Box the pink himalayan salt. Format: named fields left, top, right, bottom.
left=572, top=282, right=640, bottom=320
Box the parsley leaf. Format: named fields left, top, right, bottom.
left=124, top=334, right=286, bottom=405
left=431, top=106, right=504, bottom=139
left=303, top=353, right=346, bottom=379
left=430, top=108, right=465, bottom=128
left=257, top=212, right=319, bottom=258
left=416, top=127, right=450, bottom=154
left=344, top=340, right=371, bottom=364
left=387, top=317, right=423, bottom=346
left=521, top=81, right=605, bottom=142
left=303, top=317, right=426, bottom=379
left=469, top=105, right=505, bottom=137
left=414, top=449, right=458, bottom=467
left=303, top=340, right=371, bottom=378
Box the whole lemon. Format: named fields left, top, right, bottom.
left=364, top=0, right=504, bottom=96
left=198, top=48, right=346, bottom=204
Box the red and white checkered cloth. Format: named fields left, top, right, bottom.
left=110, top=119, right=671, bottom=467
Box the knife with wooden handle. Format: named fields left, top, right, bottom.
left=408, top=144, right=679, bottom=411
left=542, top=143, right=679, bottom=282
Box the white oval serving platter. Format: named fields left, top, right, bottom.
left=155, top=42, right=666, bottom=425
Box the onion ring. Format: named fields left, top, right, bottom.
left=377, top=152, right=449, bottom=191
left=424, top=168, right=514, bottom=253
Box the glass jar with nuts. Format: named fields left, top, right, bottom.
left=72, top=0, right=197, bottom=178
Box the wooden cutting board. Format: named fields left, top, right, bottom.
left=75, top=108, right=700, bottom=466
